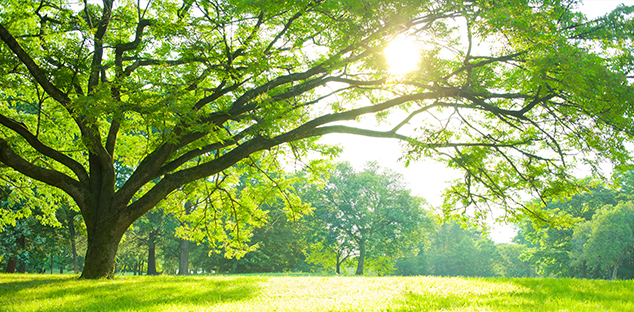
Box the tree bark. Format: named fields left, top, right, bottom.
left=5, top=257, right=17, bottom=273
left=67, top=213, right=80, bottom=274
left=611, top=263, right=620, bottom=280
left=335, top=250, right=350, bottom=275
left=355, top=241, right=365, bottom=275
left=80, top=221, right=127, bottom=279
left=179, top=239, right=189, bottom=275
left=17, top=234, right=26, bottom=273
left=178, top=200, right=193, bottom=275
left=147, top=231, right=158, bottom=275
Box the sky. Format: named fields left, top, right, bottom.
left=318, top=0, right=634, bottom=243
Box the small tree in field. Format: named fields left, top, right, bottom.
left=575, top=202, right=634, bottom=280
left=306, top=162, right=429, bottom=275
left=0, top=0, right=633, bottom=278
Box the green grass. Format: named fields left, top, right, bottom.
left=1, top=273, right=633, bottom=311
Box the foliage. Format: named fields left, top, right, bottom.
left=517, top=182, right=619, bottom=277
left=190, top=200, right=313, bottom=274
left=515, top=172, right=634, bottom=279
left=0, top=196, right=82, bottom=273
left=574, top=202, right=634, bottom=280
left=422, top=221, right=499, bottom=277
left=1, top=0, right=634, bottom=278
left=494, top=243, right=536, bottom=278
left=303, top=162, right=430, bottom=275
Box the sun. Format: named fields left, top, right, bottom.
left=384, top=36, right=420, bottom=76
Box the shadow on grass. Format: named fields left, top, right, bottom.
left=0, top=274, right=264, bottom=312
left=392, top=277, right=634, bottom=311
left=0, top=276, right=72, bottom=291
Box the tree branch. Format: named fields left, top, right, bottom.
left=0, top=23, right=71, bottom=105
left=0, top=114, right=88, bottom=183
left=0, top=138, right=84, bottom=206
left=87, top=0, right=113, bottom=93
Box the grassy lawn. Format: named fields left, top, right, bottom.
left=1, top=273, right=633, bottom=311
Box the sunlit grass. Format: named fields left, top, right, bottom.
left=1, top=273, right=633, bottom=311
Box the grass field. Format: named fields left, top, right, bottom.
left=1, top=273, right=633, bottom=311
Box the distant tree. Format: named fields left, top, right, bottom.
left=198, top=200, right=313, bottom=274
left=55, top=202, right=84, bottom=274
left=178, top=200, right=195, bottom=275
left=574, top=202, right=634, bottom=280
left=517, top=182, right=618, bottom=277
left=132, top=208, right=179, bottom=275
left=495, top=243, right=535, bottom=278
left=395, top=242, right=429, bottom=276
left=306, top=162, right=429, bottom=275
left=301, top=176, right=356, bottom=275
left=425, top=221, right=498, bottom=277
left=116, top=232, right=146, bottom=275
left=0, top=186, right=81, bottom=274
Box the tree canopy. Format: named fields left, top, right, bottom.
left=1, top=0, right=633, bottom=278
left=303, top=162, right=429, bottom=275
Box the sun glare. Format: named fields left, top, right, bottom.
left=384, top=36, right=420, bottom=76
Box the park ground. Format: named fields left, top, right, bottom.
left=1, top=273, right=633, bottom=311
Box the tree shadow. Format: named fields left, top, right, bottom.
left=0, top=274, right=264, bottom=312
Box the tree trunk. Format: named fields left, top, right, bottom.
left=147, top=232, right=158, bottom=275
left=5, top=257, right=17, bottom=273
left=178, top=200, right=193, bottom=275
left=68, top=214, right=80, bottom=274
left=336, top=252, right=341, bottom=275
left=355, top=241, right=365, bottom=275
left=50, top=254, right=54, bottom=274
left=179, top=239, right=189, bottom=275
left=17, top=234, right=26, bottom=273
left=611, top=263, right=620, bottom=280
left=80, top=221, right=126, bottom=279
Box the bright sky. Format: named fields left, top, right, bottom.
left=319, top=0, right=634, bottom=243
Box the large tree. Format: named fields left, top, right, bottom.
left=1, top=0, right=633, bottom=278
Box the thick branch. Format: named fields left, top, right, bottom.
left=0, top=114, right=88, bottom=183
left=445, top=52, right=525, bottom=80
left=461, top=91, right=554, bottom=121
left=123, top=135, right=279, bottom=221
left=0, top=138, right=84, bottom=206
left=87, top=0, right=113, bottom=93
left=309, top=125, right=532, bottom=149
left=122, top=57, right=208, bottom=76
left=0, top=23, right=71, bottom=105
left=156, top=126, right=254, bottom=177
left=116, top=19, right=152, bottom=54
left=0, top=22, right=109, bottom=168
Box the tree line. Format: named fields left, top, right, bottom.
left=4, top=162, right=632, bottom=279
